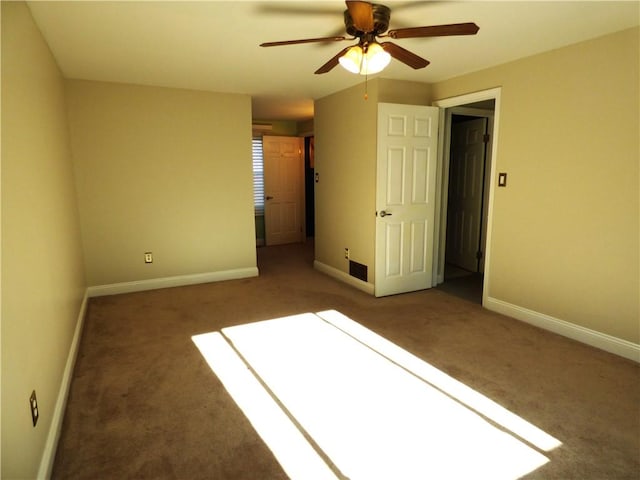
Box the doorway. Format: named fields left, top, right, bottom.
left=446, top=114, right=490, bottom=273
left=304, top=136, right=315, bottom=238
left=439, top=111, right=492, bottom=303
left=434, top=89, right=501, bottom=305
left=263, top=135, right=304, bottom=246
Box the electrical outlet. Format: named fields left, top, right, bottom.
left=144, top=252, right=153, bottom=263
left=30, top=390, right=39, bottom=427
left=344, top=248, right=350, bottom=260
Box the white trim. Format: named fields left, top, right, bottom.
left=433, top=87, right=502, bottom=307
left=313, top=260, right=375, bottom=296
left=434, top=88, right=503, bottom=109
left=447, top=106, right=494, bottom=118
left=432, top=107, right=448, bottom=286
left=485, top=297, right=640, bottom=363
left=38, top=290, right=89, bottom=479
left=87, top=267, right=259, bottom=297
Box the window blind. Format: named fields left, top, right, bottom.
left=252, top=137, right=264, bottom=216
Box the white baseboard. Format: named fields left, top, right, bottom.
left=313, top=260, right=375, bottom=295
left=38, top=266, right=259, bottom=477
left=485, top=296, right=640, bottom=363
left=87, top=267, right=259, bottom=297
left=38, top=290, right=89, bottom=479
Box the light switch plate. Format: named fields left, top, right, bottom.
left=498, top=172, right=507, bottom=187
left=30, top=390, right=39, bottom=427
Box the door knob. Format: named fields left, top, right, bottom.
left=265, top=196, right=274, bottom=200
left=379, top=210, right=392, bottom=217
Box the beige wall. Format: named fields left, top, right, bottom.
left=66, top=80, right=257, bottom=286
left=252, top=119, right=313, bottom=137
left=315, top=82, right=379, bottom=274
left=316, top=29, right=638, bottom=345
left=271, top=120, right=298, bottom=136
left=298, top=118, right=315, bottom=136
left=315, top=79, right=432, bottom=280
left=432, top=27, right=639, bottom=343
left=378, top=78, right=432, bottom=105
left=1, top=3, right=87, bottom=478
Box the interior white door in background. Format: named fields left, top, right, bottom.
left=375, top=103, right=439, bottom=297
left=446, top=118, right=487, bottom=272
left=263, top=135, right=303, bottom=246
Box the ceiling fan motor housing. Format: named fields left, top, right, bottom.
left=344, top=3, right=391, bottom=36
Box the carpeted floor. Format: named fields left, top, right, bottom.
left=52, top=241, right=640, bottom=479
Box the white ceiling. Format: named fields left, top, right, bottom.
left=27, top=1, right=639, bottom=121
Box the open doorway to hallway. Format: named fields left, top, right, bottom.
left=254, top=134, right=314, bottom=248
left=304, top=136, right=315, bottom=239
left=436, top=98, right=496, bottom=304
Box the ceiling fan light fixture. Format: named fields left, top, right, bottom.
left=339, top=42, right=391, bottom=75
left=363, top=42, right=391, bottom=75
left=338, top=45, right=364, bottom=74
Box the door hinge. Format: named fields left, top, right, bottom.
left=483, top=133, right=490, bottom=143
left=476, top=250, right=483, bottom=260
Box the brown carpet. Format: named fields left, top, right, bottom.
left=52, top=241, right=640, bottom=479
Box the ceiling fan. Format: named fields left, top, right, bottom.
left=260, top=1, right=479, bottom=75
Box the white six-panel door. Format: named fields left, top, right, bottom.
left=446, top=117, right=488, bottom=272
left=263, top=136, right=303, bottom=246
left=375, top=103, right=439, bottom=297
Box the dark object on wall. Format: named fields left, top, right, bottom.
left=349, top=260, right=368, bottom=282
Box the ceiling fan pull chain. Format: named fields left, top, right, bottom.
left=360, top=45, right=368, bottom=100
left=364, top=73, right=369, bottom=100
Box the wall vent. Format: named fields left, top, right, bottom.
left=349, top=260, right=368, bottom=282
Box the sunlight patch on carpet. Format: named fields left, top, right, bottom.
left=192, top=331, right=339, bottom=480
left=317, top=309, right=563, bottom=453
left=193, top=311, right=561, bottom=480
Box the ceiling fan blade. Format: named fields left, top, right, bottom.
left=315, top=46, right=351, bottom=74
left=387, top=22, right=479, bottom=39
left=261, top=36, right=347, bottom=47
left=381, top=42, right=429, bottom=70
left=346, top=1, right=374, bottom=32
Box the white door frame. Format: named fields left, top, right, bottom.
left=433, top=88, right=502, bottom=306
